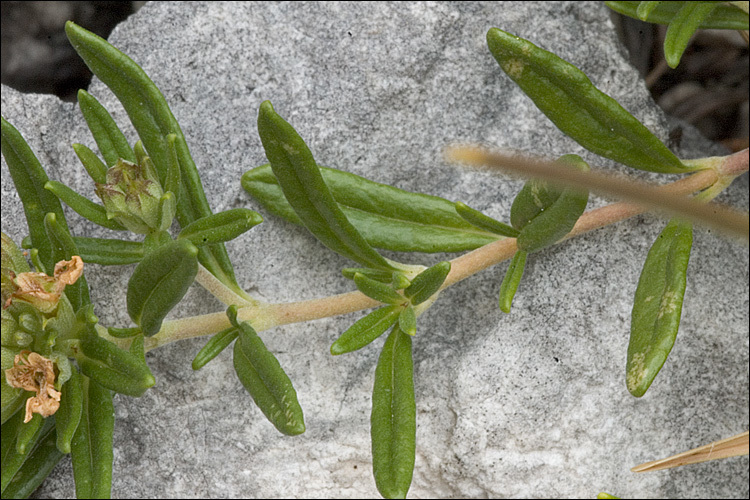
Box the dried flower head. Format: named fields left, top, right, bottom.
left=5, top=256, right=83, bottom=313
left=4, top=351, right=61, bottom=422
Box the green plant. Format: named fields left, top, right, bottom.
left=1, top=4, right=747, bottom=498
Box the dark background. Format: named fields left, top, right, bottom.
left=1, top=2, right=747, bottom=148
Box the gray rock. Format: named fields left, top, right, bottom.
left=2, top=1, right=747, bottom=498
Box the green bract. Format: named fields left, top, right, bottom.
left=243, top=164, right=502, bottom=253
left=486, top=28, right=691, bottom=174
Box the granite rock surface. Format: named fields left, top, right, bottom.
left=2, top=2, right=747, bottom=498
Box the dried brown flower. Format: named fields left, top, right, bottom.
left=4, top=351, right=61, bottom=422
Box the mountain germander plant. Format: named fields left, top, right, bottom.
left=1, top=3, right=748, bottom=498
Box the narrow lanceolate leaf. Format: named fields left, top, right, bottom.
left=257, top=101, right=394, bottom=270
left=371, top=326, right=416, bottom=499
left=404, top=261, right=451, bottom=306
left=663, top=2, right=720, bottom=68
left=1, top=413, right=61, bottom=499
left=354, top=273, right=406, bottom=305
left=72, top=143, right=108, bottom=184
left=77, top=325, right=155, bottom=397
left=486, top=28, right=690, bottom=174
left=627, top=218, right=693, bottom=397
left=73, top=236, right=144, bottom=266
left=606, top=1, right=748, bottom=30
left=70, top=375, right=114, bottom=499
left=229, top=306, right=305, bottom=436
left=45, top=180, right=127, bottom=231
left=192, top=326, right=239, bottom=370
left=66, top=21, right=245, bottom=297
left=636, top=1, right=661, bottom=20
left=454, top=201, right=519, bottom=237
left=127, top=239, right=199, bottom=336
left=1, top=117, right=71, bottom=274
left=331, top=306, right=401, bottom=355
left=398, top=305, right=417, bottom=337
left=342, top=267, right=396, bottom=283
left=55, top=369, right=83, bottom=454
left=77, top=89, right=136, bottom=166
left=243, top=164, right=501, bottom=253
left=498, top=250, right=527, bottom=313
left=177, top=208, right=263, bottom=247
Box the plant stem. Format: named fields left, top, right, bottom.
left=139, top=164, right=745, bottom=352
left=194, top=263, right=257, bottom=307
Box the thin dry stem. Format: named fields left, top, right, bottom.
left=632, top=431, right=749, bottom=472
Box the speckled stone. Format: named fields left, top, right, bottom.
left=2, top=2, right=747, bottom=498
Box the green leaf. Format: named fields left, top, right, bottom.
left=126, top=239, right=198, bottom=336
left=330, top=306, right=401, bottom=355
left=77, top=89, right=136, bottom=166
left=486, top=28, right=691, bottom=174
left=229, top=306, right=305, bottom=436
left=371, top=325, right=416, bottom=499
left=72, top=143, right=108, bottom=184
left=510, top=179, right=563, bottom=231
left=606, top=1, right=748, bottom=30
left=1, top=412, right=61, bottom=499
left=65, top=21, right=245, bottom=298
left=177, top=208, right=263, bottom=247
left=163, top=134, right=182, bottom=200
left=663, top=2, right=720, bottom=68
left=44, top=180, right=128, bottom=231
left=627, top=218, right=692, bottom=397
left=76, top=320, right=155, bottom=397
left=342, top=267, right=396, bottom=283
left=398, top=305, right=417, bottom=337
left=454, top=201, right=519, bottom=237
left=243, top=163, right=502, bottom=253
left=70, top=375, right=114, bottom=499
left=403, top=261, right=451, bottom=306
left=498, top=250, right=527, bottom=313
left=192, top=326, right=239, bottom=370
left=257, top=101, right=395, bottom=270
left=15, top=414, right=44, bottom=455
left=72, top=236, right=144, bottom=266
left=636, top=1, right=661, bottom=20
left=354, top=273, right=406, bottom=305
left=1, top=117, right=71, bottom=274
left=511, top=155, right=590, bottom=254
left=55, top=368, right=83, bottom=454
